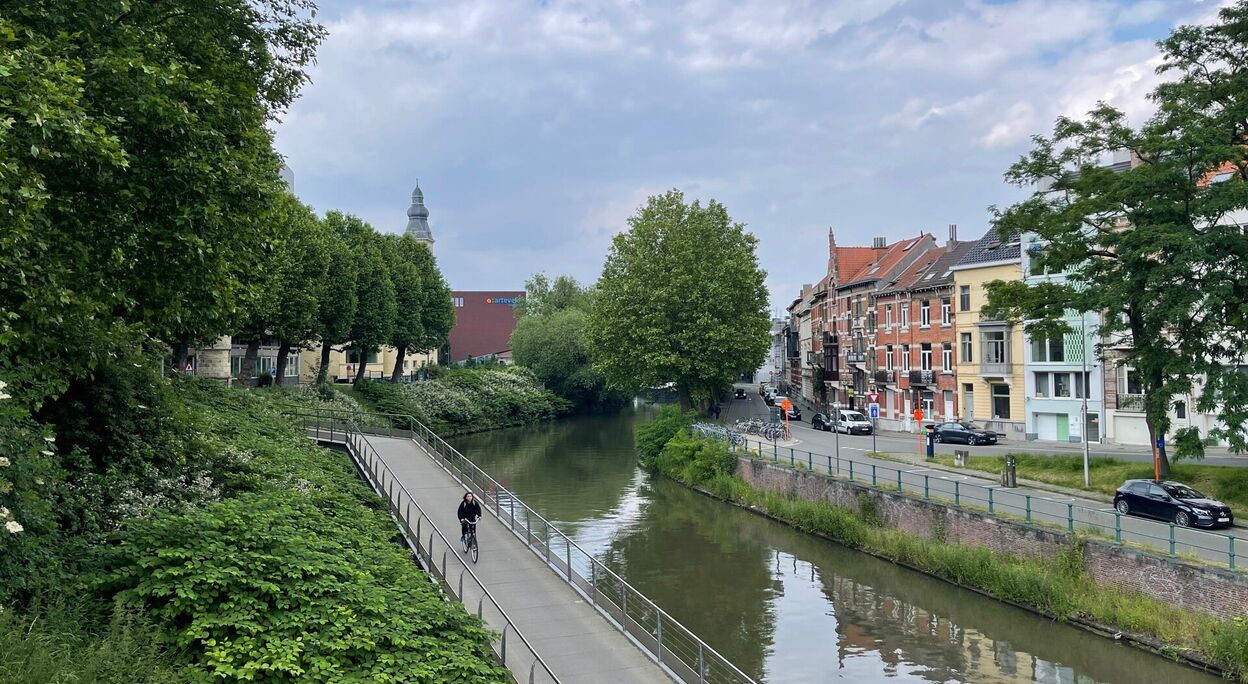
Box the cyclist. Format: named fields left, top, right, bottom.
left=458, top=492, right=482, bottom=546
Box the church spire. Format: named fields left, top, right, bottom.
left=404, top=179, right=434, bottom=247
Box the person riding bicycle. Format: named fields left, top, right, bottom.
left=458, top=492, right=482, bottom=544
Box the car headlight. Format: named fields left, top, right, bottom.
left=1194, top=509, right=1212, bottom=517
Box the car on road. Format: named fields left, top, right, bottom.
left=1113, top=480, right=1234, bottom=528
left=930, top=421, right=997, bottom=446
left=734, top=388, right=746, bottom=399
left=811, top=413, right=834, bottom=431
left=786, top=405, right=801, bottom=421
left=831, top=409, right=872, bottom=435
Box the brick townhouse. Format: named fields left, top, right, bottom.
left=828, top=233, right=937, bottom=411
left=872, top=233, right=974, bottom=431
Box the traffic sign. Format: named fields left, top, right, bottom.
left=868, top=403, right=880, bottom=420
left=184, top=362, right=193, bottom=376
left=913, top=408, right=924, bottom=421
left=868, top=391, right=879, bottom=404
left=270, top=368, right=277, bottom=378
left=780, top=399, right=792, bottom=411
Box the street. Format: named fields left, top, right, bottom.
left=721, top=388, right=1245, bottom=569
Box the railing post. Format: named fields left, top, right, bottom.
left=510, top=497, right=515, bottom=530
left=896, top=469, right=902, bottom=493
left=525, top=513, right=532, bottom=548
left=566, top=537, right=573, bottom=580
left=622, top=583, right=628, bottom=622
left=656, top=611, right=663, bottom=664
left=849, top=460, right=854, bottom=482
left=988, top=487, right=994, bottom=514
left=924, top=475, right=930, bottom=500
left=789, top=448, right=794, bottom=466
left=590, top=562, right=596, bottom=606
left=808, top=451, right=813, bottom=470
left=954, top=482, right=960, bottom=507
left=1067, top=503, right=1074, bottom=533
left=871, top=464, right=877, bottom=487
left=501, top=625, right=507, bottom=665
left=1168, top=523, right=1176, bottom=558
left=698, top=642, right=705, bottom=684
left=1114, top=512, right=1122, bottom=545
left=1025, top=495, right=1031, bottom=523
left=1230, top=537, right=1236, bottom=571
left=827, top=455, right=832, bottom=475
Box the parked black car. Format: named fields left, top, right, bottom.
left=1113, top=480, right=1234, bottom=528
left=930, top=421, right=998, bottom=446
left=786, top=405, right=801, bottom=421
left=811, top=413, right=834, bottom=431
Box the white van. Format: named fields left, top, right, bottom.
left=834, top=409, right=873, bottom=435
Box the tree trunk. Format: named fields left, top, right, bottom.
left=391, top=344, right=407, bottom=382
left=354, top=348, right=371, bottom=384
left=171, top=338, right=190, bottom=377
left=240, top=339, right=261, bottom=387
left=274, top=341, right=292, bottom=386
left=317, top=344, right=332, bottom=384
left=676, top=383, right=693, bottom=411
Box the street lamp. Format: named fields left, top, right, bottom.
left=832, top=400, right=842, bottom=463
left=1081, top=311, right=1090, bottom=487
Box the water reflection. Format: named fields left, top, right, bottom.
left=451, top=407, right=1218, bottom=684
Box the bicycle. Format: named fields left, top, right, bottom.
left=461, top=519, right=480, bottom=563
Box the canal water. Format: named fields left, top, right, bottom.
left=450, top=405, right=1219, bottom=684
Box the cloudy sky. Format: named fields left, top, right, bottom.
left=274, top=0, right=1226, bottom=312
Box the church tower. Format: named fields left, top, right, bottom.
left=404, top=180, right=435, bottom=249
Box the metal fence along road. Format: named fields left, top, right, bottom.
left=287, top=407, right=757, bottom=684
left=284, top=410, right=560, bottom=684
left=726, top=432, right=1240, bottom=572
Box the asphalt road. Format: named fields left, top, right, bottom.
left=721, top=388, right=1245, bottom=569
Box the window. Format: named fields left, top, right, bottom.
left=1028, top=243, right=1048, bottom=276
left=346, top=349, right=379, bottom=365
left=1119, top=367, right=1143, bottom=394
left=1054, top=373, right=1071, bottom=398
left=1074, top=372, right=1088, bottom=399
left=959, top=285, right=971, bottom=312
left=285, top=353, right=300, bottom=377
left=1031, top=336, right=1065, bottom=362
left=885, top=305, right=893, bottom=328
left=921, top=343, right=932, bottom=370
left=963, top=384, right=975, bottom=420
left=960, top=333, right=973, bottom=363
left=886, top=345, right=894, bottom=371
left=452, top=296, right=465, bottom=307
left=1175, top=401, right=1187, bottom=419
left=902, top=345, right=911, bottom=370
left=921, top=391, right=935, bottom=417
left=992, top=383, right=1011, bottom=419
left=942, top=343, right=953, bottom=371
left=920, top=300, right=931, bottom=327
left=941, top=298, right=951, bottom=326
left=982, top=331, right=1007, bottom=365
left=901, top=304, right=910, bottom=327
left=1035, top=372, right=1049, bottom=397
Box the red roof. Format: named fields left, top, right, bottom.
left=840, top=235, right=933, bottom=288
left=834, top=246, right=883, bottom=283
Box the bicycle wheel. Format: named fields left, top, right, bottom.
left=469, top=534, right=479, bottom=563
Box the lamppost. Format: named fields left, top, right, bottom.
left=832, top=400, right=842, bottom=463
left=1081, top=311, right=1090, bottom=487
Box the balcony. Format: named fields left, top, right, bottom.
left=1117, top=393, right=1146, bottom=413
left=980, top=361, right=1013, bottom=377
left=845, top=351, right=866, bottom=364
left=822, top=369, right=840, bottom=383
left=909, top=369, right=936, bottom=386
left=824, top=331, right=837, bottom=345
left=873, top=369, right=893, bottom=385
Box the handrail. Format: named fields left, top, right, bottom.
left=285, top=406, right=757, bottom=684
left=283, top=409, right=561, bottom=684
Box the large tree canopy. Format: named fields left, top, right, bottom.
left=983, top=2, right=1248, bottom=473
left=0, top=0, right=325, bottom=406
left=586, top=191, right=770, bottom=410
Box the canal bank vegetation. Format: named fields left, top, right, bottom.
left=924, top=452, right=1248, bottom=519
left=509, top=274, right=629, bottom=412
left=1, top=368, right=507, bottom=683
left=636, top=409, right=1248, bottom=680
left=353, top=366, right=570, bottom=435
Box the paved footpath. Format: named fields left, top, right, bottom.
left=369, top=435, right=671, bottom=684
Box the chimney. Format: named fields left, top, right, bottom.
left=947, top=223, right=958, bottom=251
left=872, top=236, right=886, bottom=249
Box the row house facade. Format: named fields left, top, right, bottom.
left=872, top=237, right=975, bottom=431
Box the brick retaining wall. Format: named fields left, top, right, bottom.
left=735, top=455, right=1248, bottom=619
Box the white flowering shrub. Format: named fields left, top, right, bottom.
left=273, top=383, right=389, bottom=427
left=0, top=379, right=62, bottom=600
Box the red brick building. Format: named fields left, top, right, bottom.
left=447, top=291, right=524, bottom=363
left=827, top=233, right=937, bottom=411
left=871, top=237, right=973, bottom=430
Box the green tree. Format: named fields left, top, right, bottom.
left=0, top=1, right=324, bottom=406
left=586, top=190, right=770, bottom=410
left=384, top=235, right=450, bottom=381
left=515, top=273, right=593, bottom=318
left=983, top=3, right=1248, bottom=474
left=315, top=213, right=362, bottom=384
left=346, top=228, right=396, bottom=384
left=271, top=202, right=332, bottom=385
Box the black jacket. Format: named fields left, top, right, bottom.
left=458, top=499, right=482, bottom=522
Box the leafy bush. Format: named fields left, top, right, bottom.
left=273, top=382, right=390, bottom=427
left=634, top=405, right=692, bottom=466
left=355, top=366, right=570, bottom=435
left=653, top=430, right=736, bottom=484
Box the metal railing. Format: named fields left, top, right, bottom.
left=288, top=407, right=757, bottom=684
left=726, top=432, right=1240, bottom=572
left=1116, top=393, right=1146, bottom=412
left=283, top=409, right=560, bottom=684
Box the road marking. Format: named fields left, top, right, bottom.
left=906, top=468, right=934, bottom=474
left=939, top=475, right=969, bottom=481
